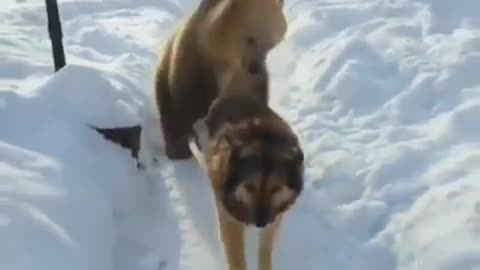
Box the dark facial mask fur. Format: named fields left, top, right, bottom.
left=207, top=95, right=304, bottom=227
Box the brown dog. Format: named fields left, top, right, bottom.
left=204, top=93, right=304, bottom=270
left=154, top=0, right=287, bottom=160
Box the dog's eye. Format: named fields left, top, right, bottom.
left=244, top=183, right=256, bottom=193
left=237, top=155, right=262, bottom=169
left=246, top=36, right=256, bottom=45
left=270, top=184, right=282, bottom=194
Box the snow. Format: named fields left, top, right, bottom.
left=1, top=0, right=480, bottom=270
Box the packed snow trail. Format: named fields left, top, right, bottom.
left=1, top=0, right=480, bottom=270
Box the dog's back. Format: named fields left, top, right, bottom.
left=155, top=0, right=287, bottom=160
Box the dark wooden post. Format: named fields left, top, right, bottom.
left=45, top=0, right=66, bottom=72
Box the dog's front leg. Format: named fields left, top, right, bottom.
left=216, top=201, right=247, bottom=270
left=258, top=216, right=283, bottom=270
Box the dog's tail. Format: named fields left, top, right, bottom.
left=188, top=137, right=208, bottom=173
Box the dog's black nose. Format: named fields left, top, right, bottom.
left=255, top=219, right=268, bottom=228
left=255, top=206, right=269, bottom=228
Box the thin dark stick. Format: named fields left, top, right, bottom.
left=45, top=0, right=66, bottom=71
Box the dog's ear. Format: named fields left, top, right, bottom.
left=207, top=125, right=240, bottom=192
left=208, top=139, right=231, bottom=192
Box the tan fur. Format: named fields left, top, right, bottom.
left=215, top=199, right=285, bottom=270
left=272, top=186, right=296, bottom=210
left=199, top=0, right=287, bottom=92
left=216, top=199, right=248, bottom=270
left=258, top=216, right=282, bottom=270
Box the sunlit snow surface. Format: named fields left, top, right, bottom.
left=1, top=0, right=479, bottom=270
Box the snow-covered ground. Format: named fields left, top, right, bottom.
left=1, top=0, right=480, bottom=270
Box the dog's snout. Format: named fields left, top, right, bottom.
left=255, top=205, right=269, bottom=227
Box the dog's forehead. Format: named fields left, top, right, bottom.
left=235, top=136, right=300, bottom=160
left=237, top=139, right=262, bottom=157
